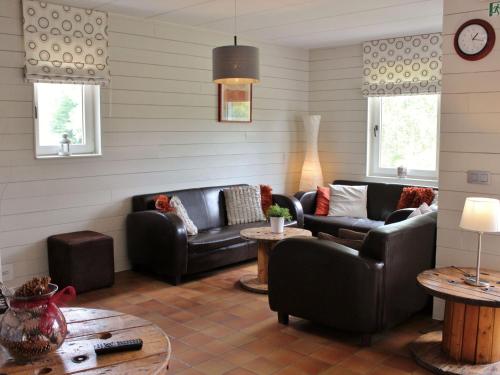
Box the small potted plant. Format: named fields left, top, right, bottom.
left=266, top=204, right=292, bottom=234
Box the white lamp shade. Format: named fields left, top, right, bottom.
left=460, top=197, right=500, bottom=233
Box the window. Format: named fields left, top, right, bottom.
left=34, top=83, right=101, bottom=158
left=367, top=94, right=440, bottom=180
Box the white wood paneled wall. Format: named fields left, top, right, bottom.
left=0, top=0, right=308, bottom=286
left=309, top=45, right=367, bottom=183
left=435, top=0, right=500, bottom=318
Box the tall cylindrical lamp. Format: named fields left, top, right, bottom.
left=299, top=115, right=323, bottom=191
left=459, top=197, right=500, bottom=287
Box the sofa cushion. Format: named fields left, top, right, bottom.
left=188, top=221, right=297, bottom=253
left=333, top=180, right=407, bottom=221
left=304, top=214, right=384, bottom=236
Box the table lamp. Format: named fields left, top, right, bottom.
left=459, top=197, right=500, bottom=287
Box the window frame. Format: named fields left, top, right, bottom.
left=33, top=83, right=101, bottom=159
left=367, top=94, right=440, bottom=181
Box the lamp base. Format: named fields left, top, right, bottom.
left=464, top=276, right=490, bottom=288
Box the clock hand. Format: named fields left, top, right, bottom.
left=472, top=33, right=479, bottom=41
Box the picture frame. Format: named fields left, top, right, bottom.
left=218, top=84, right=252, bottom=123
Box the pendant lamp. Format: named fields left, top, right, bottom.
left=212, top=0, right=260, bottom=84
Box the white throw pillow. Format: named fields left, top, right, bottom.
left=224, top=186, right=266, bottom=225
left=328, top=185, right=368, bottom=218
left=408, top=202, right=433, bottom=218
left=169, top=195, right=198, bottom=235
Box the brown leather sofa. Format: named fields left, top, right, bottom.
left=295, top=179, right=435, bottom=236
left=268, top=211, right=437, bottom=343
left=127, top=184, right=303, bottom=284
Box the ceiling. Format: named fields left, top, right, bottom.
left=54, top=0, right=444, bottom=48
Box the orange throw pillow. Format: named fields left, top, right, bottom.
left=260, top=185, right=273, bottom=215
left=396, top=187, right=434, bottom=209
left=154, top=194, right=175, bottom=213
left=315, top=186, right=330, bottom=216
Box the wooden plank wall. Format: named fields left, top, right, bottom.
left=0, top=0, right=309, bottom=285
left=309, top=44, right=367, bottom=182
left=435, top=0, right=500, bottom=318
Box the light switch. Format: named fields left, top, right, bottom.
left=467, top=170, right=490, bottom=185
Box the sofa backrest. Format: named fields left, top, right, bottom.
left=333, top=180, right=436, bottom=221
left=132, top=184, right=247, bottom=231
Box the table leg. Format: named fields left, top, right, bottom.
left=410, top=300, right=500, bottom=374
left=442, top=300, right=500, bottom=364
left=257, top=241, right=270, bottom=284
left=239, top=240, right=271, bottom=294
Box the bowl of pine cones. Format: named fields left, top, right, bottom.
left=0, top=276, right=68, bottom=362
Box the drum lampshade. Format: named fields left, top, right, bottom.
left=213, top=37, right=259, bottom=84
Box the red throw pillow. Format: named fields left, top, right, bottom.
left=154, top=194, right=175, bottom=213
left=397, top=187, right=434, bottom=209
left=315, top=186, right=330, bottom=216
left=260, top=185, right=273, bottom=215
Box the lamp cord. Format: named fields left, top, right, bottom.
left=234, top=0, right=237, bottom=45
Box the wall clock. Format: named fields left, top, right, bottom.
left=454, top=19, right=495, bottom=60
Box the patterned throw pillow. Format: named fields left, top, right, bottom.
left=169, top=196, right=198, bottom=236
left=224, top=186, right=266, bottom=225
left=314, top=186, right=330, bottom=216
left=260, top=185, right=273, bottom=215
left=397, top=187, right=435, bottom=209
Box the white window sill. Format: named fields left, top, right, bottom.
left=35, top=153, right=102, bottom=160
left=365, top=175, right=438, bottom=188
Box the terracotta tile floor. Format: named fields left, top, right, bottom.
left=74, top=262, right=436, bottom=375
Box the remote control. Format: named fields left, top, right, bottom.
left=94, top=338, right=143, bottom=355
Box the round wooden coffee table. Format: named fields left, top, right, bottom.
left=0, top=307, right=171, bottom=374
left=411, top=267, right=500, bottom=374
left=240, top=226, right=312, bottom=294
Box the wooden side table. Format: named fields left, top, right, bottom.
left=0, top=307, right=171, bottom=374
left=240, top=226, right=312, bottom=294
left=411, top=267, right=500, bottom=374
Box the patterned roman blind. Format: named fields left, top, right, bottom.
left=22, top=0, right=110, bottom=85
left=362, top=33, right=442, bottom=97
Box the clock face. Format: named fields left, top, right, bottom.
left=454, top=19, right=495, bottom=61
left=457, top=24, right=488, bottom=55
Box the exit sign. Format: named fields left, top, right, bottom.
left=489, top=1, right=500, bottom=16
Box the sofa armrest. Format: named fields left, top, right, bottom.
left=384, top=208, right=415, bottom=225
left=272, top=194, right=304, bottom=228
left=268, top=237, right=384, bottom=333
left=294, top=190, right=316, bottom=215
left=126, top=210, right=188, bottom=279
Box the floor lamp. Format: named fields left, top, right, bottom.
left=459, top=197, right=500, bottom=287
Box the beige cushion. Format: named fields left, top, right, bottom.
left=224, top=186, right=266, bottom=226
left=170, top=195, right=198, bottom=235
left=328, top=184, right=368, bottom=218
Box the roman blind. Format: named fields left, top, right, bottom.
left=362, top=33, right=442, bottom=96
left=22, top=0, right=110, bottom=85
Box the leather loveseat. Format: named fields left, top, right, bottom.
left=295, top=179, right=435, bottom=236
left=126, top=184, right=303, bottom=284
left=268, top=211, right=437, bottom=343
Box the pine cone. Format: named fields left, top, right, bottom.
left=15, top=276, right=51, bottom=297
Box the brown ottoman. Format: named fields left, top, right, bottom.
left=48, top=231, right=114, bottom=293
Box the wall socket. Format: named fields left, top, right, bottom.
left=2, top=264, right=14, bottom=282
left=467, top=170, right=490, bottom=185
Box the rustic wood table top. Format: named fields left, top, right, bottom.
left=0, top=307, right=171, bottom=375
left=417, top=267, right=500, bottom=307
left=240, top=226, right=312, bottom=242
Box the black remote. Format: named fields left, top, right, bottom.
left=94, top=338, right=143, bottom=355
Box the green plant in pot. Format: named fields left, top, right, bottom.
left=266, top=204, right=292, bottom=234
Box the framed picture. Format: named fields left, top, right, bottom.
left=218, top=84, right=252, bottom=123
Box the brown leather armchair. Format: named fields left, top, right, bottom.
left=268, top=211, right=437, bottom=344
